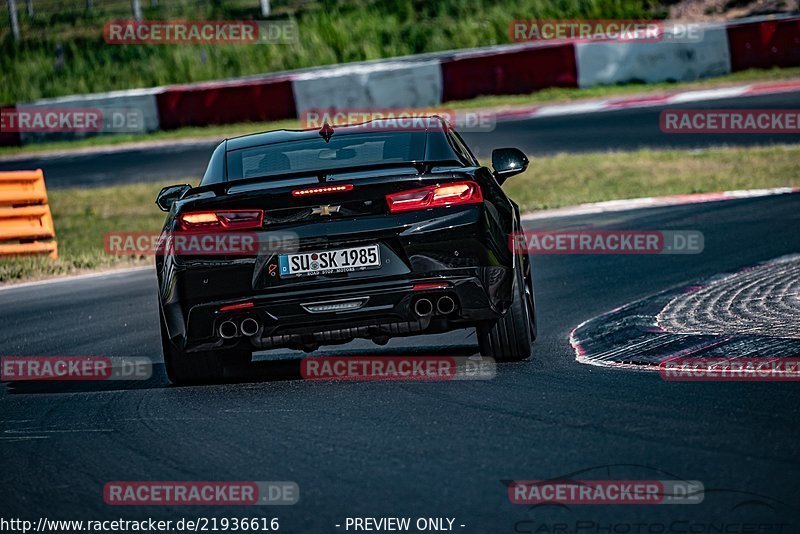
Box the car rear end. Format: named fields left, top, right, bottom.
left=157, top=121, right=518, bottom=354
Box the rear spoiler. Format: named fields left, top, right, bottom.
left=192, top=160, right=465, bottom=197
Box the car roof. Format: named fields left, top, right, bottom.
left=225, top=115, right=450, bottom=151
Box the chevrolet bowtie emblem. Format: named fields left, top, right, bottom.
left=311, top=205, right=341, bottom=216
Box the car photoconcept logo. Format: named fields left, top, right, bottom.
left=311, top=205, right=341, bottom=216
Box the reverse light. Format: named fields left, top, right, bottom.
left=386, top=181, right=483, bottom=213
left=178, top=210, right=263, bottom=231
left=292, top=184, right=354, bottom=197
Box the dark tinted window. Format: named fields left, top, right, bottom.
left=226, top=132, right=426, bottom=182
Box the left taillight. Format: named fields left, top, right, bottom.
left=386, top=181, right=483, bottom=213
left=178, top=210, right=264, bottom=231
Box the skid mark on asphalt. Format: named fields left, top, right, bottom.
left=4, top=429, right=114, bottom=438
left=658, top=254, right=800, bottom=339
left=2, top=425, right=113, bottom=442
left=570, top=254, right=800, bottom=369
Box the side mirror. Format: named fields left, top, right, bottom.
left=156, top=184, right=192, bottom=212
left=491, top=148, right=529, bottom=184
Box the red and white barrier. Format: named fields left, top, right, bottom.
left=156, top=76, right=296, bottom=130
left=0, top=105, right=20, bottom=147
left=1, top=15, right=798, bottom=147
left=726, top=16, right=800, bottom=71
left=291, top=61, right=442, bottom=115
left=13, top=88, right=161, bottom=145
left=440, top=42, right=577, bottom=102
left=575, top=25, right=731, bottom=87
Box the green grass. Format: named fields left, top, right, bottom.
left=0, top=182, right=168, bottom=283
left=2, top=144, right=798, bottom=284
left=2, top=66, right=798, bottom=158
left=1, top=0, right=666, bottom=104
left=504, top=145, right=800, bottom=210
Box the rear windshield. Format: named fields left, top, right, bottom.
left=226, top=132, right=426, bottom=181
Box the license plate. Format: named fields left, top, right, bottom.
left=279, top=245, right=381, bottom=277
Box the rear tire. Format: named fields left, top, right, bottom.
left=160, top=310, right=251, bottom=385
left=478, top=257, right=534, bottom=362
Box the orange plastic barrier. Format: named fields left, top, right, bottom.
left=0, top=170, right=58, bottom=260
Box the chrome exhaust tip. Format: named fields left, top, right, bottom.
left=219, top=320, right=238, bottom=339
left=436, top=295, right=456, bottom=315
left=240, top=317, right=260, bottom=337
left=414, top=298, right=433, bottom=317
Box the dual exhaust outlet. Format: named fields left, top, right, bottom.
left=219, top=316, right=260, bottom=339
left=220, top=296, right=455, bottom=336
left=413, top=295, right=457, bottom=317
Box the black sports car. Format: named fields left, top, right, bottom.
left=155, top=117, right=536, bottom=384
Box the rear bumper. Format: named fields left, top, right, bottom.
left=158, top=204, right=516, bottom=351
left=166, top=269, right=509, bottom=352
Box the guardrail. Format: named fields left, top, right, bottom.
left=0, top=169, right=58, bottom=259
left=0, top=14, right=797, bottom=146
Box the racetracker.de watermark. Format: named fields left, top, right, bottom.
left=301, top=108, right=496, bottom=132
left=1, top=356, right=151, bottom=381
left=103, top=481, right=299, bottom=506
left=104, top=231, right=300, bottom=256
left=300, top=356, right=496, bottom=381
left=659, top=357, right=800, bottom=381
left=509, top=20, right=704, bottom=42
left=0, top=107, right=144, bottom=133
left=510, top=230, right=704, bottom=255
left=103, top=20, right=297, bottom=44
left=508, top=480, right=705, bottom=505
left=660, top=109, right=800, bottom=133
left=512, top=520, right=794, bottom=533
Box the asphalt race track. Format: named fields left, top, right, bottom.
left=2, top=91, right=799, bottom=189
left=2, top=193, right=799, bottom=530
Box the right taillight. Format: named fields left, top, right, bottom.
left=386, top=181, right=483, bottom=213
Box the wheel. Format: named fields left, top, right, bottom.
left=160, top=309, right=251, bottom=385
left=478, top=256, right=535, bottom=361
left=523, top=255, right=537, bottom=342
